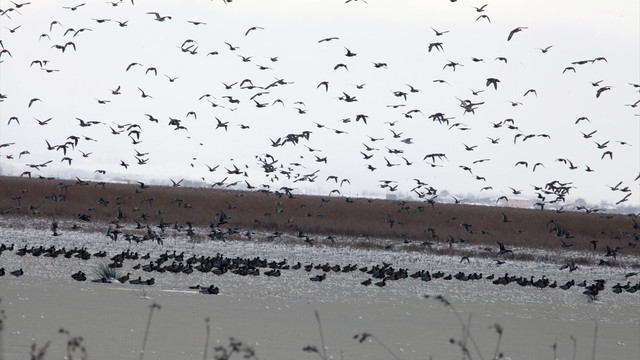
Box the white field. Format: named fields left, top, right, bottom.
left=1, top=216, right=639, bottom=360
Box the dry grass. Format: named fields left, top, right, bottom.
left=1, top=176, right=638, bottom=260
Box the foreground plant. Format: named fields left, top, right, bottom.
left=425, top=294, right=505, bottom=360
left=93, top=262, right=118, bottom=282
left=59, top=328, right=88, bottom=360
left=139, top=302, right=161, bottom=360
left=203, top=318, right=211, bottom=360
left=29, top=341, right=50, bottom=360
left=302, top=310, right=329, bottom=359
left=353, top=332, right=402, bottom=360
left=213, top=338, right=260, bottom=360
left=0, top=298, right=4, bottom=360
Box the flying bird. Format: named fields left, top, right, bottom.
left=476, top=14, right=491, bottom=23
left=63, top=3, right=85, bottom=11
left=497, top=241, right=513, bottom=255
left=35, top=117, right=52, bottom=125
left=147, top=11, right=172, bottom=21
left=474, top=4, right=488, bottom=12
left=318, top=36, right=339, bottom=43
left=5, top=25, right=21, bottom=33
left=126, top=62, right=141, bottom=71
left=431, top=27, right=449, bottom=36
left=486, top=78, right=500, bottom=89
left=344, top=47, right=357, bottom=57
left=428, top=42, right=443, bottom=52
left=138, top=87, right=152, bottom=98
left=595, top=86, right=611, bottom=98
left=245, top=26, right=264, bottom=36
left=224, top=42, right=239, bottom=51
left=507, top=27, right=528, bottom=41
left=538, top=45, right=553, bottom=53
left=28, top=98, right=41, bottom=107
left=317, top=81, right=329, bottom=92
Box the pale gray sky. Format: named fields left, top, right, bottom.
left=1, top=0, right=638, bottom=209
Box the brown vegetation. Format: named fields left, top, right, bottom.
left=1, top=176, right=638, bottom=259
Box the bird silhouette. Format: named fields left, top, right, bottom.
left=474, top=4, right=488, bottom=12
left=497, top=241, right=513, bottom=255
left=147, top=12, right=172, bottom=21
left=138, top=87, right=152, bottom=98
left=476, top=14, right=491, bottom=23
left=245, top=26, right=264, bottom=36
left=486, top=78, right=500, bottom=89
left=507, top=27, right=528, bottom=41
left=538, top=45, right=552, bottom=53
left=596, top=86, right=611, bottom=98
left=63, top=3, right=85, bottom=11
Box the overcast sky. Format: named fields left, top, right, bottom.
left=0, top=0, right=638, bottom=210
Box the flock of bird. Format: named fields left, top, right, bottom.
left=0, top=1, right=639, bottom=301
left=0, top=1, right=637, bottom=211
left=2, top=240, right=638, bottom=298
left=0, top=165, right=639, bottom=304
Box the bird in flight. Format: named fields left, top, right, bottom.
left=463, top=143, right=477, bottom=151
left=538, top=45, right=552, bottom=53
left=224, top=42, right=239, bottom=51
left=469, top=88, right=484, bottom=96
left=215, top=117, right=228, bottom=131
left=0, top=49, right=12, bottom=59
left=596, top=86, right=611, bottom=98
left=51, top=42, right=76, bottom=52
left=138, top=87, right=152, bottom=98
left=147, top=12, right=172, bottom=21
left=345, top=47, right=357, bottom=57
left=476, top=14, right=491, bottom=23
left=497, top=241, right=513, bottom=255
left=28, top=98, right=42, bottom=107
left=126, top=62, right=141, bottom=71
left=63, top=3, right=85, bottom=11
left=5, top=25, right=21, bottom=33
left=317, top=81, right=329, bottom=92
left=507, top=27, right=528, bottom=41
left=474, top=4, right=488, bottom=12
left=486, top=78, right=500, bottom=90
left=245, top=26, right=264, bottom=36
left=443, top=60, right=463, bottom=71
left=11, top=1, right=31, bottom=9
left=35, top=117, right=52, bottom=126
left=318, top=36, right=339, bottom=43
left=431, top=27, right=449, bottom=36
